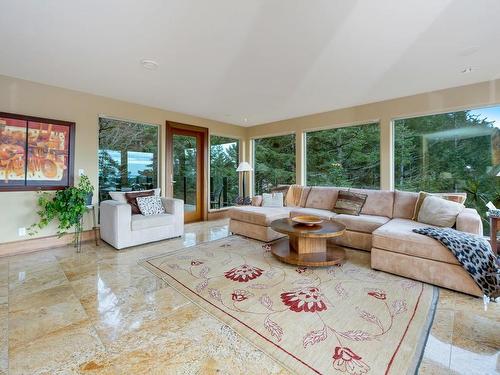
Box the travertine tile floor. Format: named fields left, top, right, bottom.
left=0, top=219, right=498, bottom=374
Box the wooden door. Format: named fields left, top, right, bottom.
left=166, top=122, right=207, bottom=223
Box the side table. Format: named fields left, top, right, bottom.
left=75, top=204, right=100, bottom=253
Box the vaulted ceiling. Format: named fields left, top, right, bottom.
left=0, top=0, right=499, bottom=126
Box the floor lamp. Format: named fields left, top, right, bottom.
left=236, top=161, right=253, bottom=205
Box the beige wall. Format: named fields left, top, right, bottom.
left=246, top=79, right=500, bottom=195
left=0, top=75, right=245, bottom=244
left=1, top=74, right=499, bottom=245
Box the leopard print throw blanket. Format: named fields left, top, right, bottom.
left=413, top=227, right=499, bottom=301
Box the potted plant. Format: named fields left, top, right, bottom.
left=29, top=175, right=95, bottom=244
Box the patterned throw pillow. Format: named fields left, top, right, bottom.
left=136, top=196, right=166, bottom=216
left=412, top=191, right=467, bottom=221
left=125, top=190, right=155, bottom=214
left=332, top=190, right=367, bottom=216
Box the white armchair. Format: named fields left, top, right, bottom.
left=100, top=197, right=184, bottom=249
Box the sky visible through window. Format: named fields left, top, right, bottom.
left=469, top=106, right=500, bottom=128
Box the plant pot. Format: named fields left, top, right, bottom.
left=85, top=192, right=93, bottom=206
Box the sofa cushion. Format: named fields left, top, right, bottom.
left=289, top=207, right=337, bottom=220
left=125, top=190, right=155, bottom=214
left=393, top=190, right=419, bottom=219
left=262, top=192, right=284, bottom=207
left=285, top=185, right=311, bottom=207
left=349, top=188, right=394, bottom=218
left=305, top=187, right=339, bottom=209
left=372, top=218, right=460, bottom=265
left=131, top=213, right=176, bottom=231
left=334, top=214, right=389, bottom=233
left=229, top=206, right=292, bottom=226
left=109, top=188, right=160, bottom=203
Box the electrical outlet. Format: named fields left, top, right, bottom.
left=18, top=227, right=26, bottom=236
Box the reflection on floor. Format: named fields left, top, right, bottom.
left=0, top=219, right=498, bottom=374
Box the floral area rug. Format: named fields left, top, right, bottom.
left=141, top=236, right=438, bottom=375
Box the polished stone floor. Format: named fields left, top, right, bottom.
left=0, top=219, right=498, bottom=374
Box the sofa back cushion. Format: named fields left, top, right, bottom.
left=349, top=188, right=394, bottom=218
left=393, top=190, right=419, bottom=219
left=305, top=187, right=340, bottom=209
left=285, top=185, right=311, bottom=207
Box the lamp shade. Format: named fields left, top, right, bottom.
left=236, top=161, right=253, bottom=172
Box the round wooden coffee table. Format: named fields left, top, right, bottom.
left=270, top=218, right=346, bottom=267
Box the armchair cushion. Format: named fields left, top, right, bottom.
left=131, top=213, right=176, bottom=231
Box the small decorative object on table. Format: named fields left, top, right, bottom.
left=291, top=215, right=324, bottom=226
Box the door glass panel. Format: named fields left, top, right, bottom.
left=173, top=134, right=198, bottom=213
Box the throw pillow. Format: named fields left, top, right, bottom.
left=412, top=191, right=466, bottom=220
left=136, top=196, right=166, bottom=216
left=109, top=188, right=160, bottom=203
left=332, top=190, right=367, bottom=216
left=125, top=190, right=155, bottom=214
left=417, top=195, right=465, bottom=227
left=251, top=195, right=263, bottom=206
left=262, top=192, right=284, bottom=207
left=271, top=185, right=290, bottom=206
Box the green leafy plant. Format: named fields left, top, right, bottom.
left=29, top=175, right=94, bottom=241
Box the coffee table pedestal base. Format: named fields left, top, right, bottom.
left=271, top=237, right=345, bottom=267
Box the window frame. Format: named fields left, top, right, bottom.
left=208, top=133, right=242, bottom=212
left=303, top=121, right=381, bottom=189
left=251, top=131, right=297, bottom=195
left=97, top=115, right=160, bottom=203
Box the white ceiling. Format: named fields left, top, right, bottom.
left=0, top=0, right=499, bottom=126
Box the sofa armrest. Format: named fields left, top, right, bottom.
left=161, top=197, right=184, bottom=216
left=456, top=208, right=483, bottom=235
left=100, top=200, right=132, bottom=247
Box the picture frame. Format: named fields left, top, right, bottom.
left=0, top=111, right=75, bottom=191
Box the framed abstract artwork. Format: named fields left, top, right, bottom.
left=0, top=112, right=75, bottom=191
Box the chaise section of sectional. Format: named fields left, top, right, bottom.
left=228, top=205, right=294, bottom=242
left=371, top=218, right=483, bottom=296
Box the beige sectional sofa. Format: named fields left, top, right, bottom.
left=228, top=186, right=483, bottom=297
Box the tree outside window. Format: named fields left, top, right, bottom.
left=254, top=134, right=296, bottom=195
left=394, top=107, right=500, bottom=234
left=98, top=117, right=158, bottom=203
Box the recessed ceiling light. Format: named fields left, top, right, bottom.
left=461, top=67, right=473, bottom=74
left=141, top=59, right=159, bottom=70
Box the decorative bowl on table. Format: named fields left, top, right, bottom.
left=292, top=215, right=324, bottom=226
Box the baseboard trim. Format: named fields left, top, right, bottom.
left=0, top=229, right=100, bottom=258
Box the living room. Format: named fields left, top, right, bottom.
left=0, top=1, right=499, bottom=374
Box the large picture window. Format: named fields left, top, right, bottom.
left=210, top=135, right=240, bottom=209
left=306, top=123, right=380, bottom=189
left=394, top=106, right=500, bottom=234
left=253, top=134, right=296, bottom=195
left=98, top=117, right=159, bottom=203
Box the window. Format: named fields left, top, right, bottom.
left=306, top=123, right=380, bottom=188
left=210, top=135, right=240, bottom=209
left=394, top=106, right=500, bottom=234
left=98, top=117, right=159, bottom=203
left=253, top=134, right=296, bottom=195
